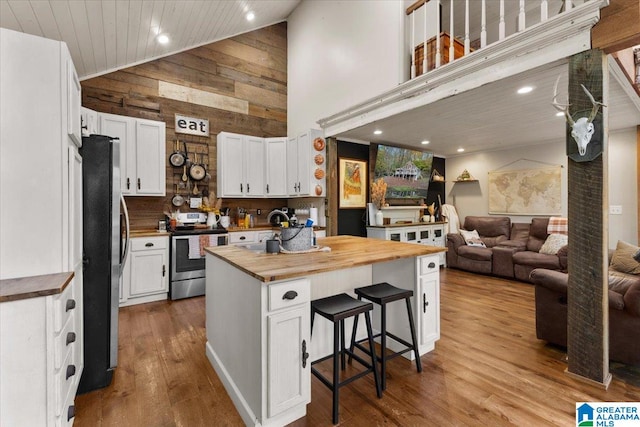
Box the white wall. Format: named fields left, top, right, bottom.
left=445, top=127, right=638, bottom=247
left=608, top=127, right=638, bottom=246
left=287, top=0, right=406, bottom=136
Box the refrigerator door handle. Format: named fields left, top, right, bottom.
left=120, top=194, right=130, bottom=273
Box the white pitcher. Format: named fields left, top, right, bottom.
left=207, top=212, right=220, bottom=228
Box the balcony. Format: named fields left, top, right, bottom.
left=318, top=0, right=610, bottom=140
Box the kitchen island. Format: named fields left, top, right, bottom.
left=205, top=235, right=445, bottom=426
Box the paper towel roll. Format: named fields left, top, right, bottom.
left=309, top=207, right=318, bottom=225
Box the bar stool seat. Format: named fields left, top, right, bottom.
left=349, top=282, right=422, bottom=390
left=311, top=293, right=382, bottom=424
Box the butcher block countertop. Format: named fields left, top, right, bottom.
left=205, top=235, right=445, bottom=283
left=0, top=271, right=74, bottom=303
left=130, top=229, right=171, bottom=238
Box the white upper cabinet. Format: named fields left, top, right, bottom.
left=80, top=107, right=98, bottom=136
left=287, top=129, right=326, bottom=197
left=98, top=112, right=166, bottom=196
left=66, top=57, right=82, bottom=147
left=217, top=132, right=265, bottom=198
left=265, top=137, right=288, bottom=197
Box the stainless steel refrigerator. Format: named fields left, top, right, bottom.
left=78, top=134, right=130, bottom=393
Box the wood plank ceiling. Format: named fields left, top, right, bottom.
left=0, top=0, right=300, bottom=79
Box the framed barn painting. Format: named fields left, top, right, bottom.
left=339, top=158, right=367, bottom=208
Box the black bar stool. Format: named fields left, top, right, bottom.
left=349, top=282, right=422, bottom=390
left=311, top=293, right=382, bottom=424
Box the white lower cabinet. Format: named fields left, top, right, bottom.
left=418, top=256, right=440, bottom=348
left=0, top=275, right=82, bottom=427
left=120, top=236, right=168, bottom=306
left=266, top=279, right=311, bottom=419
left=367, top=223, right=446, bottom=266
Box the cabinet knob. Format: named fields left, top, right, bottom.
left=162, top=265, right=166, bottom=277
left=127, top=177, right=130, bottom=189
left=423, top=294, right=428, bottom=313
left=266, top=184, right=269, bottom=194
left=282, top=290, right=298, bottom=300
left=66, top=299, right=76, bottom=312
left=302, top=339, right=309, bottom=368
left=66, top=332, right=76, bottom=346
left=66, top=364, right=76, bottom=380
left=137, top=178, right=141, bottom=190
left=240, top=183, right=243, bottom=193
left=247, top=183, right=250, bottom=193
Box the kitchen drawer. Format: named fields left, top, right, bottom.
left=268, top=279, right=310, bottom=312
left=257, top=230, right=275, bottom=243
left=53, top=282, right=76, bottom=334
left=54, top=312, right=77, bottom=371
left=419, top=255, right=439, bottom=275
left=55, top=346, right=77, bottom=417
left=229, top=231, right=257, bottom=245
left=131, top=236, right=167, bottom=251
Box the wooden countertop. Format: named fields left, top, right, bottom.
left=0, top=271, right=74, bottom=303
left=130, top=229, right=171, bottom=238
left=205, top=235, right=445, bottom=283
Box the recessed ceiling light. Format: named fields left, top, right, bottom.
left=555, top=112, right=565, bottom=117
left=246, top=11, right=255, bottom=21
left=457, top=148, right=465, bottom=153
left=517, top=86, right=533, bottom=94
left=373, top=130, right=382, bottom=135
left=156, top=34, right=169, bottom=44
left=421, top=140, right=430, bottom=145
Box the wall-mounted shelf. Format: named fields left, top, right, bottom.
left=453, top=179, right=478, bottom=183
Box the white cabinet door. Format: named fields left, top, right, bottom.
left=99, top=113, right=136, bottom=194
left=135, top=119, right=166, bottom=195
left=125, top=236, right=168, bottom=300
left=265, top=137, right=287, bottom=197
left=66, top=58, right=81, bottom=147
left=80, top=107, right=98, bottom=136
left=244, top=136, right=265, bottom=197
left=419, top=273, right=440, bottom=348
left=296, top=131, right=311, bottom=196
left=267, top=305, right=311, bottom=418
left=286, top=136, right=300, bottom=196
left=218, top=132, right=245, bottom=197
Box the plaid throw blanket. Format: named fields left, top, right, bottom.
left=547, top=217, right=568, bottom=235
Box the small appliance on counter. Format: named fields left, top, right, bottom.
left=169, top=212, right=228, bottom=300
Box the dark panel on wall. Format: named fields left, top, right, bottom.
left=427, top=156, right=446, bottom=219
left=337, top=141, right=369, bottom=236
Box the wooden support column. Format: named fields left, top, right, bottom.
left=566, top=49, right=611, bottom=388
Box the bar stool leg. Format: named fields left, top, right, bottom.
left=340, top=319, right=346, bottom=370
left=405, top=297, right=422, bottom=372
left=347, top=296, right=361, bottom=364
left=380, top=303, right=387, bottom=390
left=364, top=311, right=382, bottom=398
left=332, top=320, right=340, bottom=424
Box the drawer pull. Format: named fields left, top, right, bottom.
left=282, top=290, right=298, bottom=300
left=145, top=242, right=154, bottom=247
left=428, top=262, right=436, bottom=269
left=66, top=299, right=76, bottom=312
left=239, top=236, right=246, bottom=240
left=66, top=332, right=76, bottom=346
left=66, top=364, right=76, bottom=380
left=67, top=405, right=76, bottom=421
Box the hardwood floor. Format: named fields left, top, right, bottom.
left=74, top=269, right=640, bottom=426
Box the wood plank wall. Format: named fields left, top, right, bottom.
left=80, top=23, right=288, bottom=229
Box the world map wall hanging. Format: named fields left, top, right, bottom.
left=488, top=165, right=562, bottom=215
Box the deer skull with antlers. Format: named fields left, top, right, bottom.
left=552, top=75, right=605, bottom=156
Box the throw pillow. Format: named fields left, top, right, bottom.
left=539, top=233, right=568, bottom=255
left=460, top=229, right=486, bottom=247
left=610, top=240, right=640, bottom=275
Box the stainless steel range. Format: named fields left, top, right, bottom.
left=170, top=212, right=228, bottom=300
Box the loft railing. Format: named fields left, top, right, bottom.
left=407, top=0, right=588, bottom=79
